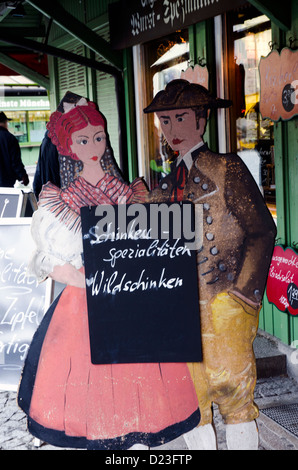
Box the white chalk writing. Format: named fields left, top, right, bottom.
left=103, top=239, right=190, bottom=268
left=87, top=267, right=183, bottom=296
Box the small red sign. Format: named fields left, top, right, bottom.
left=267, top=245, right=298, bottom=316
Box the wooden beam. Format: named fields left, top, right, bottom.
left=0, top=52, right=49, bottom=89
left=0, top=34, right=121, bottom=79
left=27, top=0, right=123, bottom=71
left=247, top=0, right=291, bottom=31
left=0, top=26, right=46, bottom=37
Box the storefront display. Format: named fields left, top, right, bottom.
left=0, top=92, right=50, bottom=165
left=227, top=10, right=276, bottom=219
left=136, top=29, right=190, bottom=189
left=134, top=6, right=276, bottom=220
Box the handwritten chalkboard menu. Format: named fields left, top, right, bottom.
left=267, top=245, right=298, bottom=316
left=0, top=219, right=52, bottom=390
left=81, top=202, right=202, bottom=364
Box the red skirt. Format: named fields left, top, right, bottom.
left=20, top=285, right=200, bottom=449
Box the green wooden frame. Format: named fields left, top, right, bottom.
left=259, top=2, right=298, bottom=345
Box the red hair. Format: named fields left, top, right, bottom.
left=47, top=101, right=106, bottom=160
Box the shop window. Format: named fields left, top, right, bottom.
left=6, top=111, right=28, bottom=143
left=142, top=30, right=189, bottom=190
left=6, top=110, right=50, bottom=145
left=28, top=110, right=51, bottom=143
left=227, top=7, right=276, bottom=220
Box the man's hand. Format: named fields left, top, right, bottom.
left=21, top=172, right=29, bottom=186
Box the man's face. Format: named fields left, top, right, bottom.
left=156, top=108, right=205, bottom=156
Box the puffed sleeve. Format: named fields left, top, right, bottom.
left=27, top=187, right=83, bottom=283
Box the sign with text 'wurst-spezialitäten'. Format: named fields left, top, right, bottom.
left=109, top=0, right=246, bottom=49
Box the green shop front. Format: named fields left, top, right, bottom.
left=106, top=0, right=298, bottom=347
left=0, top=91, right=50, bottom=166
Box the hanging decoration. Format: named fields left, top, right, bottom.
left=259, top=47, right=298, bottom=121
left=181, top=63, right=209, bottom=89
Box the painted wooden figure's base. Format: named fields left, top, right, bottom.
left=225, top=420, right=259, bottom=450
left=183, top=420, right=258, bottom=450
left=183, top=424, right=217, bottom=450
left=33, top=438, right=42, bottom=447
left=31, top=422, right=258, bottom=450
left=129, top=444, right=150, bottom=450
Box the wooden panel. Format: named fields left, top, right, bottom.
left=57, top=41, right=87, bottom=100
left=288, top=119, right=298, bottom=246
left=95, top=25, right=120, bottom=167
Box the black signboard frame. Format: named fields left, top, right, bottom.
left=81, top=201, right=202, bottom=365
left=109, top=0, right=246, bottom=50
left=0, top=188, right=24, bottom=219
left=0, top=218, right=52, bottom=391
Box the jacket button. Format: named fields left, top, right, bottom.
left=193, top=176, right=201, bottom=183
left=202, top=183, right=209, bottom=191
left=203, top=203, right=210, bottom=211
left=254, top=289, right=261, bottom=301
left=210, top=246, right=219, bottom=255
left=206, top=232, right=214, bottom=241
left=218, top=262, right=227, bottom=272
left=188, top=193, right=194, bottom=200
left=161, top=183, right=168, bottom=190
left=206, top=216, right=213, bottom=225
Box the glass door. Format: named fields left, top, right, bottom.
left=134, top=29, right=189, bottom=190
left=226, top=6, right=276, bottom=221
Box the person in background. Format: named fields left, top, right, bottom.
left=0, top=111, right=29, bottom=188
left=33, top=130, right=60, bottom=200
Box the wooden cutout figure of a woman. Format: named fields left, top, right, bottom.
left=17, top=93, right=200, bottom=450
left=144, top=79, right=277, bottom=450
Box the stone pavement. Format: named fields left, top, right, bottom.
left=2, top=330, right=298, bottom=451
left=1, top=374, right=298, bottom=451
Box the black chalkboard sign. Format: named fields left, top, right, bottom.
left=0, top=219, right=52, bottom=390
left=81, top=202, right=202, bottom=365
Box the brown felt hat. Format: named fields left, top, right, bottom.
left=144, top=79, right=232, bottom=113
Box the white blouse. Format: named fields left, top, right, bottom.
left=28, top=175, right=147, bottom=283
left=28, top=204, right=83, bottom=283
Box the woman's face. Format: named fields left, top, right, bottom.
left=70, top=124, right=106, bottom=164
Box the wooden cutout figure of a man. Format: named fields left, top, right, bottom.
left=144, top=79, right=277, bottom=450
